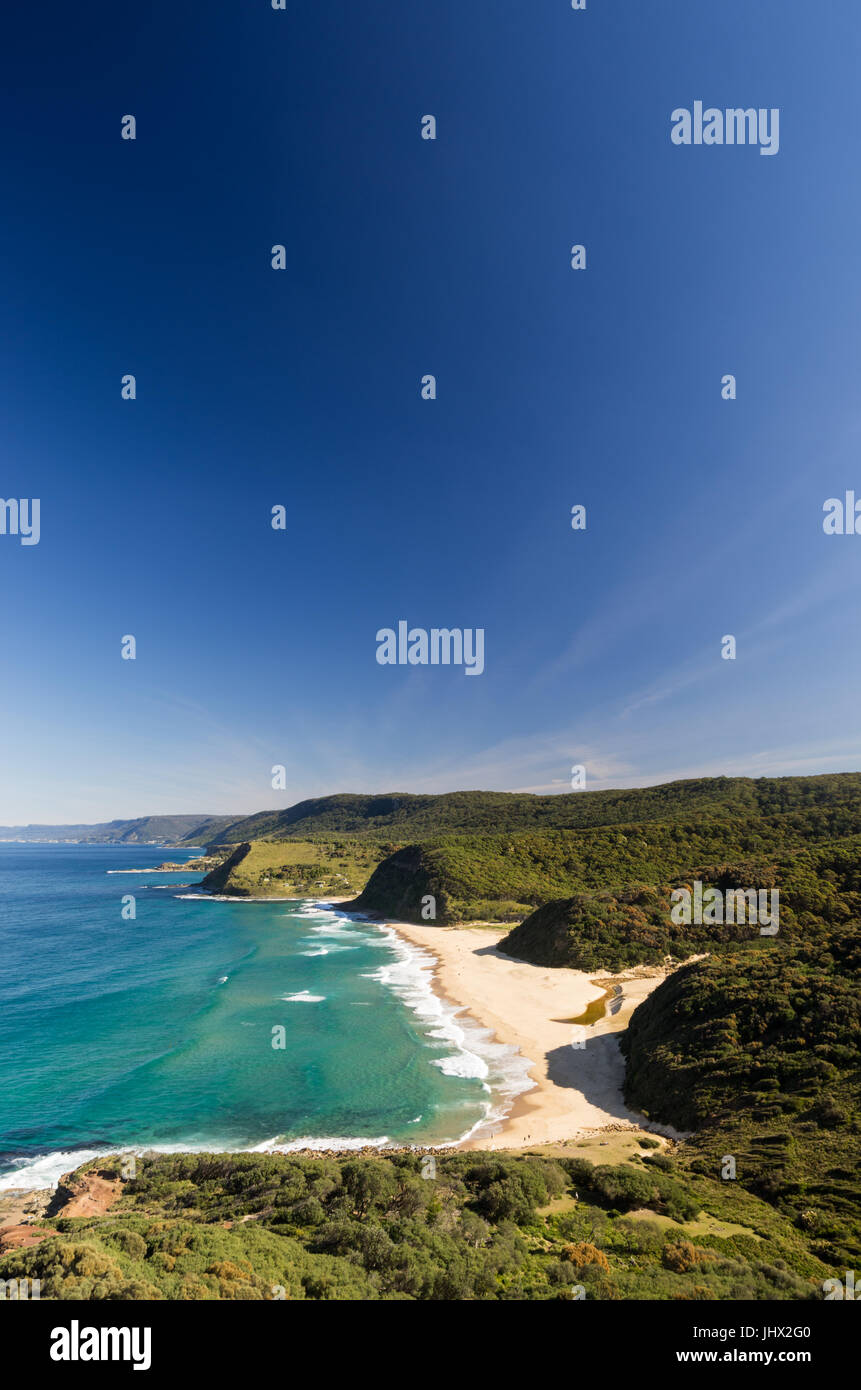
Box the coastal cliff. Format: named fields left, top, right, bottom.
left=200, top=842, right=252, bottom=893
left=344, top=844, right=445, bottom=922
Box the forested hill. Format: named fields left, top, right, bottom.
left=347, top=809, right=861, bottom=933
left=206, top=773, right=861, bottom=846
left=12, top=774, right=861, bottom=849
left=195, top=772, right=861, bottom=937
left=621, top=924, right=861, bottom=1266
left=497, top=830, right=861, bottom=970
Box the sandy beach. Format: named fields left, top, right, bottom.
left=383, top=919, right=691, bottom=1151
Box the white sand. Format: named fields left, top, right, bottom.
left=383, top=921, right=692, bottom=1150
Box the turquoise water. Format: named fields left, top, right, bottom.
left=0, top=844, right=527, bottom=1187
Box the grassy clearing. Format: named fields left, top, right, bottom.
left=205, top=839, right=389, bottom=898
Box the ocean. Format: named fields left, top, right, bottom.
left=0, top=844, right=530, bottom=1189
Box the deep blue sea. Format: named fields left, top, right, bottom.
left=0, top=844, right=529, bottom=1188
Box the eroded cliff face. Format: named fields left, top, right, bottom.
left=200, top=842, right=252, bottom=894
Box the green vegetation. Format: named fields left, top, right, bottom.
left=200, top=838, right=389, bottom=898
left=0, top=1148, right=833, bottom=1301
left=192, top=775, right=861, bottom=939
left=499, top=834, right=861, bottom=971
left=621, top=923, right=861, bottom=1267
left=350, top=815, right=861, bottom=936
left=206, top=774, right=861, bottom=846
left=501, top=889, right=678, bottom=971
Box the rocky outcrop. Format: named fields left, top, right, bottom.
left=200, top=842, right=252, bottom=893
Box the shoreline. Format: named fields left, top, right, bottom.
left=371, top=915, right=692, bottom=1152
left=0, top=898, right=690, bottom=1207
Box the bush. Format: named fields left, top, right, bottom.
left=561, top=1242, right=610, bottom=1273
left=663, top=1241, right=711, bottom=1274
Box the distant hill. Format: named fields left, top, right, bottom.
left=11, top=773, right=861, bottom=851
left=204, top=775, right=861, bottom=846
left=0, top=814, right=238, bottom=845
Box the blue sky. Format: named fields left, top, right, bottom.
left=2, top=0, right=861, bottom=823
